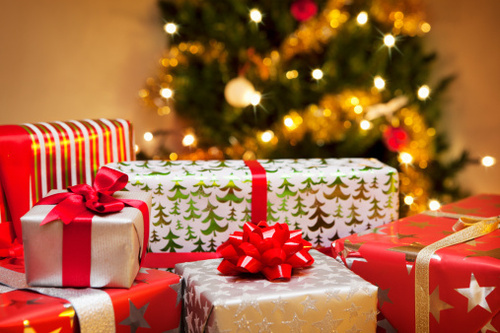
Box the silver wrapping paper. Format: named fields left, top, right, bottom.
left=21, top=190, right=152, bottom=288
left=0, top=266, right=115, bottom=333
left=175, top=250, right=378, bottom=332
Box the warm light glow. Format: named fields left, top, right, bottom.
left=354, top=105, right=363, bottom=114
left=400, top=152, right=413, bottom=164
left=374, top=76, right=386, bottom=90
left=164, top=23, right=177, bottom=34
left=429, top=200, right=441, bottom=211
left=350, top=96, right=360, bottom=105
left=144, top=132, right=153, bottom=142
left=261, top=130, right=274, bottom=143
left=360, top=120, right=371, bottom=130
left=250, top=9, right=262, bottom=23
left=417, top=85, right=430, bottom=100
left=134, top=144, right=139, bottom=153
left=182, top=134, right=195, bottom=146
left=404, top=195, right=414, bottom=205
left=286, top=70, right=299, bottom=79
left=169, top=152, right=178, bottom=161
left=312, top=69, right=324, bottom=80
left=383, top=34, right=396, bottom=47
left=357, top=11, right=368, bottom=25
left=250, top=91, right=262, bottom=106
left=160, top=88, right=173, bottom=99
left=284, top=116, right=294, bottom=128
left=482, top=156, right=496, bottom=167
left=421, top=22, right=431, bottom=33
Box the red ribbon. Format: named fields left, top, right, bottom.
left=216, top=221, right=314, bottom=281
left=244, top=160, right=267, bottom=224
left=35, top=166, right=149, bottom=287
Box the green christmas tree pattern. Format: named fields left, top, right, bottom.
left=201, top=201, right=228, bottom=236
left=308, top=197, right=335, bottom=232
left=324, top=175, right=350, bottom=201
left=160, top=229, right=183, bottom=252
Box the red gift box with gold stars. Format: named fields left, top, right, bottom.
left=0, top=258, right=182, bottom=333
left=332, top=194, right=500, bottom=333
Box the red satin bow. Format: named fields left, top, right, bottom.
left=216, top=221, right=314, bottom=281
left=36, top=167, right=129, bottom=225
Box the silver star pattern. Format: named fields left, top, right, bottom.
left=285, top=313, right=307, bottom=333
left=429, top=285, right=453, bottom=323
left=344, top=302, right=362, bottom=319
left=301, top=295, right=318, bottom=314
left=346, top=324, right=362, bottom=333
left=481, top=318, right=498, bottom=333
left=234, top=314, right=253, bottom=332
left=119, top=300, right=150, bottom=333
left=169, top=280, right=183, bottom=307
left=272, top=296, right=287, bottom=313
left=455, top=273, right=495, bottom=312
left=313, top=309, right=343, bottom=332
left=255, top=317, right=274, bottom=333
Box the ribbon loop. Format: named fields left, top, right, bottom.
left=217, top=221, right=313, bottom=281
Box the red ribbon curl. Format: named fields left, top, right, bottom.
left=34, top=166, right=149, bottom=287
left=216, top=221, right=314, bottom=281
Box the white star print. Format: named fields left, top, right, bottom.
left=455, top=273, right=495, bottom=312
left=301, top=295, right=318, bottom=313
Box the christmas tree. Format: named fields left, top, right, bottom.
left=140, top=0, right=468, bottom=215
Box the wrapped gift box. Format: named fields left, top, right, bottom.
left=107, top=158, right=399, bottom=267
left=0, top=119, right=135, bottom=240
left=332, top=194, right=500, bottom=333
left=21, top=189, right=152, bottom=288
left=0, top=260, right=182, bottom=333
left=175, top=250, right=378, bottom=332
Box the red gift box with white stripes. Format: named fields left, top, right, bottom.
left=0, top=119, right=134, bottom=244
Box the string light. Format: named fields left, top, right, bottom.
left=286, top=70, right=299, bottom=79
left=383, top=34, right=396, bottom=48
left=360, top=120, right=371, bottom=130
left=182, top=134, right=196, bottom=146
left=284, top=116, right=294, bottom=128
left=429, top=200, right=441, bottom=211
left=169, top=152, right=178, bottom=161
left=249, top=9, right=262, bottom=23
left=260, top=130, right=274, bottom=143
left=417, top=85, right=430, bottom=100
left=354, top=105, right=363, bottom=114
left=374, top=76, right=386, bottom=90
left=250, top=91, right=262, bottom=106
left=482, top=156, right=496, bottom=167
left=160, top=88, right=173, bottom=99
left=356, top=12, right=368, bottom=25
left=404, top=195, right=414, bottom=205
left=312, top=69, right=323, bottom=80
left=144, top=132, right=153, bottom=142
left=399, top=152, right=413, bottom=164
left=164, top=23, right=177, bottom=34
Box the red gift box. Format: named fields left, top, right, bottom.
left=332, top=194, right=500, bottom=333
left=0, top=258, right=182, bottom=333
left=0, top=119, right=135, bottom=243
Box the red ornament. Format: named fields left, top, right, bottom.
left=216, top=221, right=314, bottom=281
left=290, top=0, right=318, bottom=22
left=383, top=126, right=409, bottom=152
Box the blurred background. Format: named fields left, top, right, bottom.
left=0, top=0, right=498, bottom=211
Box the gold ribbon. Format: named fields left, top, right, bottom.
left=415, top=212, right=500, bottom=333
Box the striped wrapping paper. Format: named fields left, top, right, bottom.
left=0, top=119, right=135, bottom=241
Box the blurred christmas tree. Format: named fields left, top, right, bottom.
left=139, top=0, right=468, bottom=215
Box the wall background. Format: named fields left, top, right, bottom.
left=0, top=0, right=498, bottom=195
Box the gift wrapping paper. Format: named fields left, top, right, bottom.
left=108, top=158, right=399, bottom=267
left=21, top=190, right=152, bottom=288
left=0, top=259, right=183, bottom=333
left=175, top=250, right=378, bottom=332
left=0, top=119, right=134, bottom=243
left=332, top=194, right=500, bottom=333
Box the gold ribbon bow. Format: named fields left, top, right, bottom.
left=415, top=212, right=500, bottom=332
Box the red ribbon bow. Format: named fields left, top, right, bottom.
left=216, top=221, right=314, bottom=281
left=34, top=166, right=149, bottom=287
left=37, top=167, right=130, bottom=225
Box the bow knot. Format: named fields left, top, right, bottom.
left=36, top=167, right=129, bottom=225
left=216, top=221, right=314, bottom=281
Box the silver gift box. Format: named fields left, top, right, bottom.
left=21, top=190, right=152, bottom=288
left=175, top=250, right=378, bottom=332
